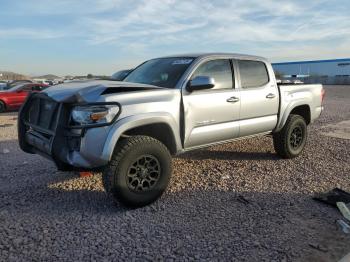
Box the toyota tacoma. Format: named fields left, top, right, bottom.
left=18, top=53, right=325, bottom=207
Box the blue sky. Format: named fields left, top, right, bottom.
left=0, top=0, right=349, bottom=76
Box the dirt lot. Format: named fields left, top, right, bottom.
left=0, top=85, right=349, bottom=261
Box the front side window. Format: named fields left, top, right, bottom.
left=191, top=59, right=233, bottom=90
left=238, top=60, right=269, bottom=88
left=124, top=57, right=194, bottom=88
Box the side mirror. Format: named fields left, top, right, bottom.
left=187, top=76, right=215, bottom=92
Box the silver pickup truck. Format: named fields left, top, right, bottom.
left=18, top=53, right=324, bottom=207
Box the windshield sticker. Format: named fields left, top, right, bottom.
left=172, top=59, right=193, bottom=65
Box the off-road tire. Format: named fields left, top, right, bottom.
left=273, top=114, right=307, bottom=159
left=102, top=136, right=172, bottom=207
left=0, top=101, right=5, bottom=113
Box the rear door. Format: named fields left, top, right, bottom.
left=182, top=59, right=240, bottom=149
left=235, top=59, right=279, bottom=136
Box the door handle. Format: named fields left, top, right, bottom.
left=266, top=93, right=276, bottom=99
left=227, top=96, right=240, bottom=103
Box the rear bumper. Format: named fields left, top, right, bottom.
left=18, top=93, right=110, bottom=169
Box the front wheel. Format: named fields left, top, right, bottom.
left=273, top=114, right=307, bottom=159
left=102, top=136, right=172, bottom=207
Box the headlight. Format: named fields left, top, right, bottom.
left=70, top=103, right=120, bottom=127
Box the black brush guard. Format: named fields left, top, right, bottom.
left=18, top=93, right=75, bottom=169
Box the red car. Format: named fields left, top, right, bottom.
left=0, top=83, right=49, bottom=112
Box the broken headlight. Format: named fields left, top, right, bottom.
left=70, top=103, right=121, bottom=128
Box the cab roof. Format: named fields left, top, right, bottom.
left=157, top=52, right=268, bottom=62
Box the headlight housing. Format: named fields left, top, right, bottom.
left=70, top=103, right=121, bottom=128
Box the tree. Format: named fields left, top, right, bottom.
left=87, top=74, right=93, bottom=79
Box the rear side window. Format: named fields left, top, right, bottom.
left=191, top=59, right=233, bottom=90
left=238, top=60, right=269, bottom=88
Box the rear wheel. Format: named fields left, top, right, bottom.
left=102, top=136, right=172, bottom=207
left=273, top=114, right=307, bottom=159
left=0, top=101, right=5, bottom=113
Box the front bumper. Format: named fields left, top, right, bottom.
left=18, top=93, right=111, bottom=170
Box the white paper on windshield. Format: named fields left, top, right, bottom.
left=172, top=59, right=193, bottom=65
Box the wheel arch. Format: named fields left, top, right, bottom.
left=101, top=113, right=182, bottom=162
left=122, top=123, right=177, bottom=155
left=276, top=103, right=311, bottom=132
left=290, top=105, right=311, bottom=124
left=0, top=99, right=7, bottom=111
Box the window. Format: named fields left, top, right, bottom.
left=338, top=63, right=350, bottom=67
left=238, top=60, right=269, bottom=88
left=191, top=59, right=233, bottom=90
left=22, top=85, right=32, bottom=91
left=32, top=85, right=43, bottom=91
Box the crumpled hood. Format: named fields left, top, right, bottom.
left=43, top=80, right=164, bottom=102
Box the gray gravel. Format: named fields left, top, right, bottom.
left=0, top=85, right=349, bottom=261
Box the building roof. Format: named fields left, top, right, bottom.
left=273, top=58, right=350, bottom=66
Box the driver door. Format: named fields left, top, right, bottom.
left=15, top=84, right=33, bottom=107
left=182, top=59, right=240, bottom=149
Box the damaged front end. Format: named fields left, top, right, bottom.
left=18, top=92, right=121, bottom=171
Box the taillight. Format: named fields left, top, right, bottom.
left=321, top=88, right=325, bottom=103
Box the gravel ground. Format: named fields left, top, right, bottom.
left=0, top=85, right=349, bottom=261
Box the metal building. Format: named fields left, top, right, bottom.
left=272, top=58, right=350, bottom=84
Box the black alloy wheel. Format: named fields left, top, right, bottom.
left=126, top=155, right=161, bottom=192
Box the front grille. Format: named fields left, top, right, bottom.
left=24, top=95, right=60, bottom=133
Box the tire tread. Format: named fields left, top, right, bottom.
left=273, top=114, right=306, bottom=159
left=102, top=135, right=171, bottom=207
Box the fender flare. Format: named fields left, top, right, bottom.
left=276, top=99, right=311, bottom=132
left=101, top=113, right=182, bottom=162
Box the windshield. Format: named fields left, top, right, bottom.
left=124, top=57, right=194, bottom=88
